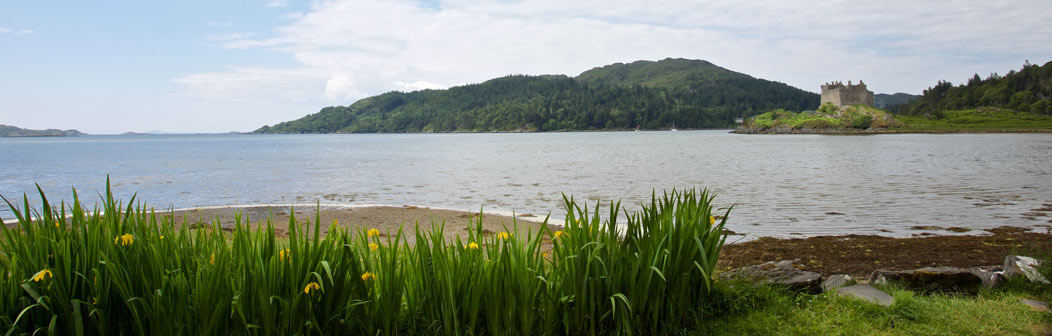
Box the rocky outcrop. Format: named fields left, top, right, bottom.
left=870, top=267, right=990, bottom=293
left=1003, top=255, right=1049, bottom=284
left=721, top=260, right=823, bottom=294
left=835, top=285, right=895, bottom=306
left=822, top=274, right=856, bottom=291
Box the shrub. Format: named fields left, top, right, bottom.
left=852, top=115, right=873, bottom=129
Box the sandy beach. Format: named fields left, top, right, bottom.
left=162, top=205, right=559, bottom=246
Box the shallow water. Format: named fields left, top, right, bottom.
left=2, top=131, right=1050, bottom=238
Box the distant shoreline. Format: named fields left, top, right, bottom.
left=732, top=127, right=1052, bottom=134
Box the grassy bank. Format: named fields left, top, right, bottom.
left=894, top=107, right=1052, bottom=132
left=739, top=104, right=1052, bottom=134
left=693, top=280, right=1051, bottom=335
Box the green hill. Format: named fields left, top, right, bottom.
left=0, top=124, right=84, bottom=137
left=575, top=58, right=750, bottom=88
left=256, top=58, right=819, bottom=133
left=874, top=93, right=919, bottom=109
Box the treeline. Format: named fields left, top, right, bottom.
left=898, top=60, right=1052, bottom=117
left=257, top=59, right=818, bottom=133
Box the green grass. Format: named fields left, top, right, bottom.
left=744, top=104, right=900, bottom=131
left=894, top=107, right=1052, bottom=131
left=0, top=181, right=728, bottom=335
left=686, top=279, right=1052, bottom=335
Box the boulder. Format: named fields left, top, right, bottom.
left=1019, top=299, right=1049, bottom=312
left=721, top=260, right=823, bottom=294
left=1003, top=255, right=1049, bottom=284
left=870, top=267, right=989, bottom=293
left=822, top=274, right=856, bottom=292
left=835, top=285, right=895, bottom=307
left=971, top=266, right=1006, bottom=288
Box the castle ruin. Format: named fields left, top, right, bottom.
left=820, top=80, right=874, bottom=107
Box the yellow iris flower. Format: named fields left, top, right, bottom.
left=114, top=234, right=134, bottom=246
left=367, top=228, right=380, bottom=237
left=361, top=271, right=376, bottom=281
left=32, top=269, right=53, bottom=282
left=467, top=242, right=479, bottom=249
left=304, top=282, right=321, bottom=294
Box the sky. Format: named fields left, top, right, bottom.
left=2, top=0, right=1051, bottom=134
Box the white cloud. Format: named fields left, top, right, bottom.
left=324, top=74, right=362, bottom=100
left=175, top=0, right=1052, bottom=120
left=0, top=27, right=34, bottom=35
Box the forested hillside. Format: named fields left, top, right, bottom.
left=257, top=58, right=819, bottom=133
left=899, top=60, right=1052, bottom=117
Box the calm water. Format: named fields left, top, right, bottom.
left=2, top=131, right=1050, bottom=238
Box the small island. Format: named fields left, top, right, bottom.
left=737, top=60, right=1052, bottom=134
left=0, top=124, right=85, bottom=137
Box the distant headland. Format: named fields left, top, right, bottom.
left=0, top=124, right=85, bottom=137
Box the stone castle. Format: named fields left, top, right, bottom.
left=820, top=80, right=874, bottom=107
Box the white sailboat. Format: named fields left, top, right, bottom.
left=671, top=121, right=678, bottom=131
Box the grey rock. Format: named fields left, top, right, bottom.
left=836, top=285, right=895, bottom=307
left=721, top=260, right=823, bottom=294
left=1019, top=299, right=1049, bottom=312
left=971, top=267, right=1006, bottom=288
left=1003, top=255, right=1049, bottom=284
left=822, top=274, right=856, bottom=292
left=870, top=267, right=987, bottom=293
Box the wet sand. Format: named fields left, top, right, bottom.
left=720, top=226, right=1052, bottom=277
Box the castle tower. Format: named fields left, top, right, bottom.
left=820, top=80, right=874, bottom=107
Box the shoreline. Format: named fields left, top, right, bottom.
left=732, top=127, right=1052, bottom=134
left=7, top=205, right=1050, bottom=278
left=145, top=206, right=1052, bottom=277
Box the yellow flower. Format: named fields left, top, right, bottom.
left=497, top=232, right=510, bottom=240
left=553, top=231, right=566, bottom=239
left=542, top=251, right=550, bottom=258
left=304, top=282, right=321, bottom=294
left=361, top=271, right=376, bottom=281
left=279, top=249, right=290, bottom=261
left=367, top=228, right=380, bottom=237
left=710, top=216, right=716, bottom=225
left=32, top=269, right=53, bottom=282
left=368, top=243, right=379, bottom=251
left=159, top=235, right=165, bottom=240
left=114, top=234, right=134, bottom=246
left=467, top=242, right=479, bottom=250
left=209, top=253, right=216, bottom=265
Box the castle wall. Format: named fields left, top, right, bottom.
left=820, top=81, right=874, bottom=107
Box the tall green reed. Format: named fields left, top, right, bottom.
left=1, top=182, right=728, bottom=335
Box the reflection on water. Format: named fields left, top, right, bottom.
left=2, top=131, right=1050, bottom=238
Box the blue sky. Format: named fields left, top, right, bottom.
left=3, top=0, right=1051, bottom=134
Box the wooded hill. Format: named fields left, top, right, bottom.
left=897, top=60, right=1052, bottom=117
left=256, top=58, right=819, bottom=133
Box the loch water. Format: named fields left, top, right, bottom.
left=2, top=131, right=1050, bottom=238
